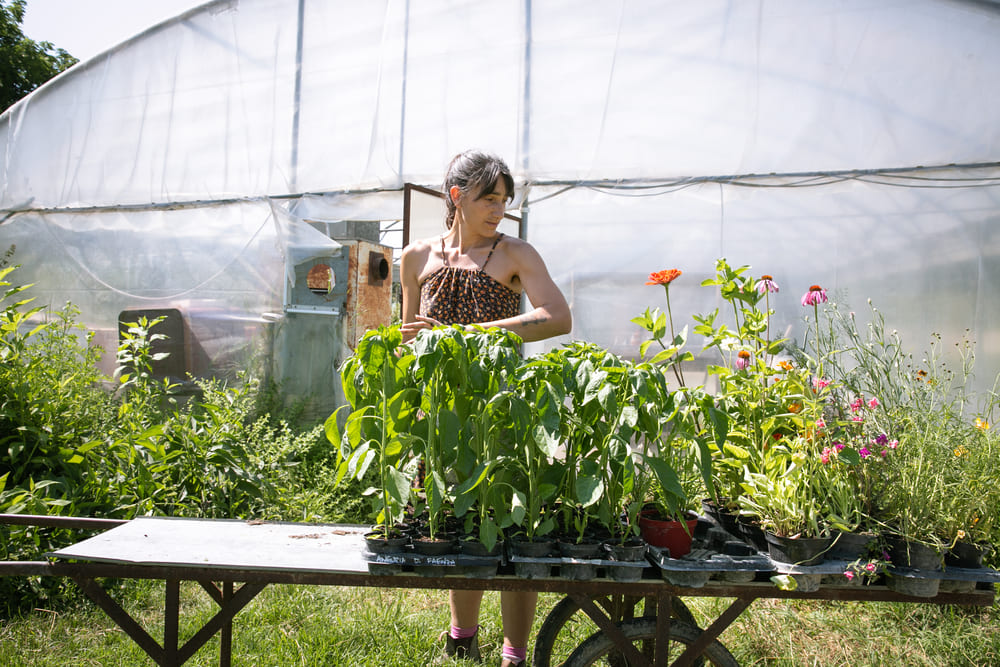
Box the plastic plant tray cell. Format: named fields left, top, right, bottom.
left=883, top=564, right=1000, bottom=583
left=646, top=546, right=774, bottom=588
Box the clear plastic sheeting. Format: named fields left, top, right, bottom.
left=0, top=0, right=998, bottom=403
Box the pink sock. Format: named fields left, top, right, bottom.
left=502, top=645, right=527, bottom=662
left=450, top=624, right=479, bottom=639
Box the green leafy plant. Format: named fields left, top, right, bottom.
left=332, top=326, right=419, bottom=539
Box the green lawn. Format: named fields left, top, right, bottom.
left=1, top=581, right=997, bottom=666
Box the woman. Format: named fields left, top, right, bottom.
left=400, top=151, right=572, bottom=667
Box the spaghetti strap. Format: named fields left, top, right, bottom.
left=481, top=234, right=504, bottom=270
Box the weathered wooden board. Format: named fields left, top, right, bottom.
left=50, top=517, right=372, bottom=574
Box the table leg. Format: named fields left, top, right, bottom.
left=164, top=579, right=180, bottom=665
left=670, top=597, right=753, bottom=666
left=220, top=581, right=234, bottom=667
left=70, top=574, right=167, bottom=664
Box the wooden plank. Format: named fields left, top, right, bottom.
left=49, top=517, right=372, bottom=574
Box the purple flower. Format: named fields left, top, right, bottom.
left=859, top=447, right=871, bottom=459
left=801, top=285, right=828, bottom=307
left=756, top=275, right=780, bottom=294
left=874, top=433, right=889, bottom=446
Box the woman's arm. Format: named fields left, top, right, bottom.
left=399, top=242, right=438, bottom=343
left=473, top=241, right=572, bottom=343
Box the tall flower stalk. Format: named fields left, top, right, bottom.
left=638, top=268, right=687, bottom=386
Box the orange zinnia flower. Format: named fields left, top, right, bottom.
left=788, top=402, right=803, bottom=414
left=646, top=269, right=682, bottom=286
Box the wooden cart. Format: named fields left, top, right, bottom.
left=1, top=514, right=996, bottom=667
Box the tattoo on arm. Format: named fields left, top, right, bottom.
left=522, top=314, right=550, bottom=327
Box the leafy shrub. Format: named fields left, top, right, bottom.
left=0, top=266, right=354, bottom=614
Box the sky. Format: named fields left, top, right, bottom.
left=21, top=0, right=207, bottom=63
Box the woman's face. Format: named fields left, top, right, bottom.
left=455, top=179, right=509, bottom=234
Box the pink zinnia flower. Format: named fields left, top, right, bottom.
left=801, top=285, right=828, bottom=307
left=852, top=416, right=864, bottom=423
left=888, top=439, right=899, bottom=449
left=833, top=441, right=845, bottom=451
left=859, top=447, right=871, bottom=459
left=865, top=563, right=876, bottom=573
left=868, top=397, right=880, bottom=409
left=850, top=397, right=864, bottom=413
left=756, top=275, right=780, bottom=294
left=844, top=571, right=855, bottom=581
left=816, top=418, right=826, bottom=429
left=821, top=447, right=833, bottom=464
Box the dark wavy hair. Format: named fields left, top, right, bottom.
left=443, top=151, right=515, bottom=229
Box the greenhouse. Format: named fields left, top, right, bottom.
left=1, top=0, right=999, bottom=417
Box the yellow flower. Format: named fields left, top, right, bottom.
left=957, top=530, right=967, bottom=540
left=974, top=417, right=989, bottom=430
left=954, top=445, right=968, bottom=457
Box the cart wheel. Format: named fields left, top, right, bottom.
left=533, top=595, right=698, bottom=667
left=562, top=618, right=739, bottom=667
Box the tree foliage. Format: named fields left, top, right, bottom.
left=1, top=0, right=77, bottom=112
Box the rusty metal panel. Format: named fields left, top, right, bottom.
left=343, top=239, right=393, bottom=348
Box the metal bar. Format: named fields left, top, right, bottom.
left=15, top=561, right=993, bottom=607
left=671, top=597, right=754, bottom=667
left=70, top=574, right=165, bottom=664
left=177, top=582, right=266, bottom=665
left=569, top=592, right=651, bottom=667
left=164, top=580, right=180, bottom=666
left=0, top=513, right=127, bottom=530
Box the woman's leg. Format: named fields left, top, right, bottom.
left=450, top=588, right=485, bottom=627
left=500, top=590, right=538, bottom=654
left=445, top=589, right=485, bottom=660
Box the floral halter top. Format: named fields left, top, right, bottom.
left=419, top=234, right=521, bottom=325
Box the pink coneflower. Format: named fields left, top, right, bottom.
left=801, top=285, right=828, bottom=307
left=736, top=350, right=752, bottom=370
left=755, top=275, right=780, bottom=294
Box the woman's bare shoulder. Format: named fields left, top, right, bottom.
left=498, top=234, right=544, bottom=264
left=401, top=236, right=438, bottom=263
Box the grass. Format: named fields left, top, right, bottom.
left=0, top=581, right=997, bottom=666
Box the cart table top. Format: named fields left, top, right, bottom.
left=50, top=516, right=374, bottom=575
